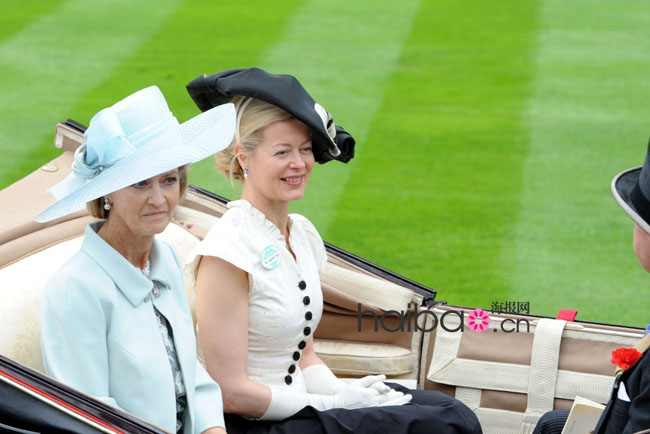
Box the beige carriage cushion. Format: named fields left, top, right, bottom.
left=0, top=223, right=199, bottom=374
left=0, top=214, right=92, bottom=269
left=320, top=262, right=415, bottom=312
left=314, top=339, right=414, bottom=376
left=0, top=237, right=83, bottom=372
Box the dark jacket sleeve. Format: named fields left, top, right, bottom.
left=622, top=349, right=650, bottom=433
left=596, top=349, right=650, bottom=434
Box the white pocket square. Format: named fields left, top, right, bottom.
left=617, top=381, right=631, bottom=402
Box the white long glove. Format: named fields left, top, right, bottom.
left=303, top=364, right=407, bottom=395
left=261, top=384, right=410, bottom=421
left=302, top=364, right=411, bottom=404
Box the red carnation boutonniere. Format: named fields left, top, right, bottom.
left=611, top=347, right=643, bottom=372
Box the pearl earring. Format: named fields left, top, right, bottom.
left=243, top=168, right=249, bottom=178
left=103, top=197, right=111, bottom=211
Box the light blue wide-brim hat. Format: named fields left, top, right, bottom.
left=36, top=85, right=235, bottom=223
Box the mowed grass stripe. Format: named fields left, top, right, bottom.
left=507, top=0, right=650, bottom=326
left=62, top=0, right=306, bottom=150
left=1, top=1, right=65, bottom=43
left=0, top=0, right=182, bottom=189
left=327, top=0, right=540, bottom=309
left=250, top=0, right=420, bottom=233
left=7, top=0, right=307, bottom=195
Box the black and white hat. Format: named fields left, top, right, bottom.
left=612, top=141, right=650, bottom=233
left=186, top=67, right=355, bottom=164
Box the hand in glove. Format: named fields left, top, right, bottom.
left=347, top=374, right=392, bottom=394
left=261, top=382, right=411, bottom=421
left=347, top=375, right=411, bottom=405
left=302, top=364, right=411, bottom=406
left=333, top=384, right=412, bottom=409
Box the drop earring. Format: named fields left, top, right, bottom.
left=243, top=168, right=249, bottom=179
left=103, top=197, right=111, bottom=211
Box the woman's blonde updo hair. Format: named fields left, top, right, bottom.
left=86, top=165, right=189, bottom=219
left=215, top=96, right=294, bottom=183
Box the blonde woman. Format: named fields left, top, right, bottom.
left=186, top=68, right=482, bottom=434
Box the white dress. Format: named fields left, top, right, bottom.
left=186, top=200, right=483, bottom=434
left=186, top=199, right=327, bottom=391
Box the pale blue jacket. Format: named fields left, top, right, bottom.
left=41, top=222, right=225, bottom=433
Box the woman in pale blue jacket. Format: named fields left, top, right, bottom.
left=36, top=86, right=235, bottom=434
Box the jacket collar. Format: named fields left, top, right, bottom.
left=82, top=221, right=175, bottom=307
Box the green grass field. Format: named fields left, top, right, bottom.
left=3, top=0, right=650, bottom=327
